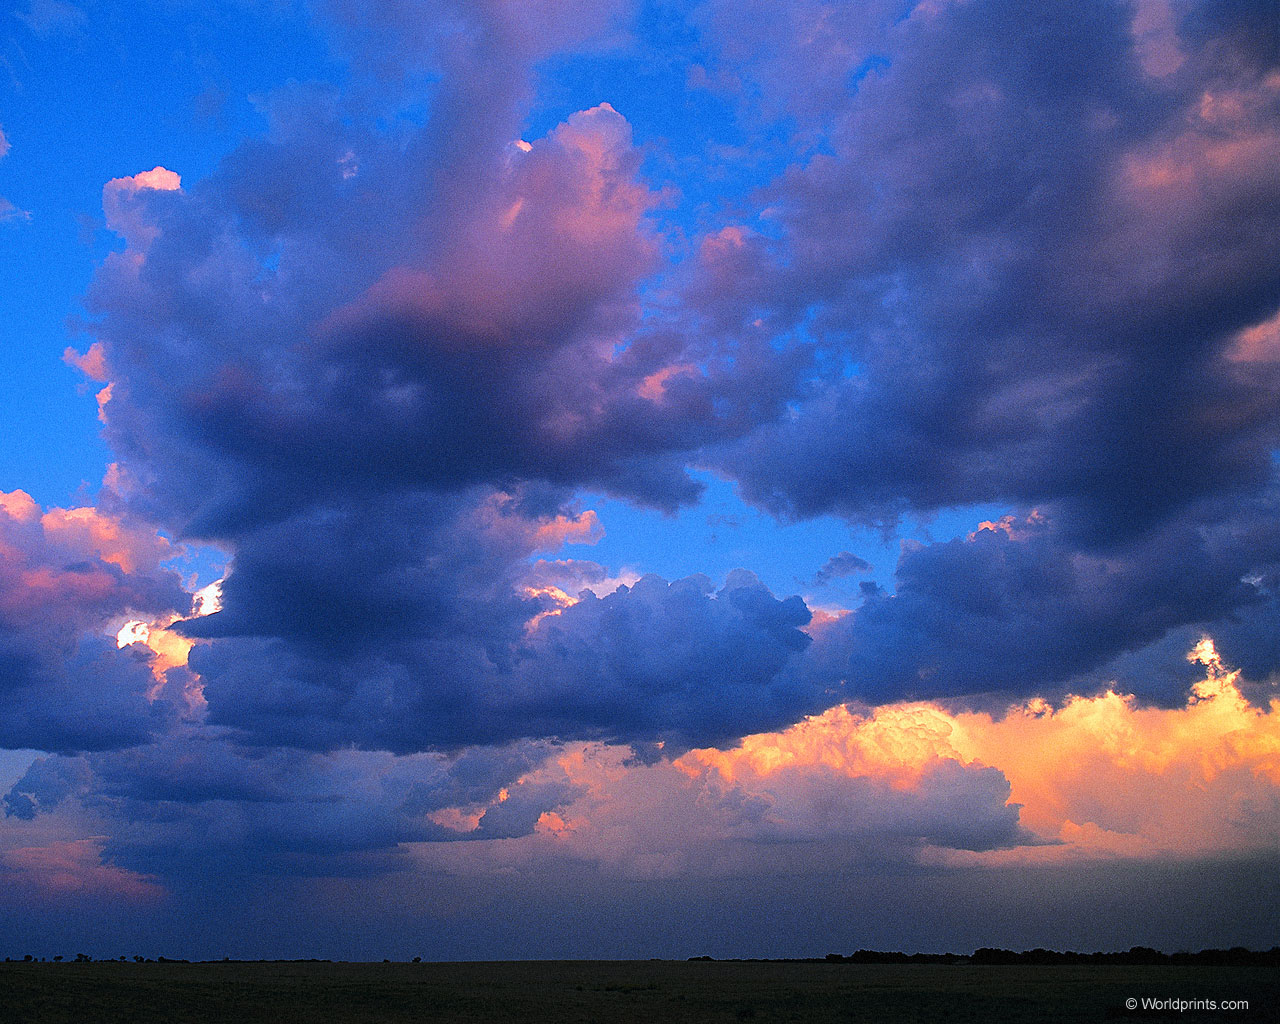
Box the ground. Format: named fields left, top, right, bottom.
left=2, top=959, right=1277, bottom=1023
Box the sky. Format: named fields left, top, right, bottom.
left=1, top=0, right=1279, bottom=960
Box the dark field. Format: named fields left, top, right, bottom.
left=2, top=960, right=1277, bottom=1024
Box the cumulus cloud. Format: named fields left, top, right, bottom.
left=187, top=564, right=819, bottom=754
left=413, top=637, right=1279, bottom=886
left=662, top=0, right=1280, bottom=716
left=78, top=92, right=781, bottom=537
left=704, top=0, right=1280, bottom=547
left=2, top=735, right=571, bottom=879
left=937, top=637, right=1280, bottom=863
left=809, top=550, right=872, bottom=587
left=0, top=491, right=191, bottom=751
left=66, top=19, right=823, bottom=759
left=414, top=707, right=1036, bottom=884
left=694, top=635, right=1280, bottom=868
left=807, top=504, right=1280, bottom=706
left=0, top=839, right=162, bottom=905
left=10, top=3, right=1279, bottom=947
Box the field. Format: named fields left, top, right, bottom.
left=2, top=959, right=1277, bottom=1023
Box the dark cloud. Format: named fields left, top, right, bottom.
left=55, top=0, right=1280, bottom=761
left=191, top=569, right=817, bottom=754
left=3, top=736, right=570, bottom=878
left=809, top=550, right=872, bottom=587
left=704, top=0, right=1280, bottom=546
left=161, top=486, right=823, bottom=752
left=818, top=500, right=1280, bottom=706
left=506, top=570, right=815, bottom=751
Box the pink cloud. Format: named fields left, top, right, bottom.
left=1130, top=0, right=1185, bottom=79
left=0, top=489, right=189, bottom=679
left=325, top=103, right=656, bottom=352
left=0, top=839, right=164, bottom=904
left=102, top=165, right=181, bottom=249
left=63, top=340, right=110, bottom=382
left=1228, top=309, right=1280, bottom=364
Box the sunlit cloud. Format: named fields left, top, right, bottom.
left=3, top=0, right=1280, bottom=959
left=0, top=839, right=164, bottom=904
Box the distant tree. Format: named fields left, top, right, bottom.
left=413, top=957, right=422, bottom=963
left=23, top=954, right=32, bottom=962
left=53, top=956, right=63, bottom=962
left=133, top=956, right=144, bottom=963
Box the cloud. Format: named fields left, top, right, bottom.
left=14, top=0, right=86, bottom=39
left=505, top=570, right=816, bottom=751
left=0, top=839, right=163, bottom=905
left=703, top=0, right=1280, bottom=547
left=0, top=491, right=192, bottom=751
left=3, top=737, right=574, bottom=880
left=809, top=550, right=872, bottom=587
left=187, top=562, right=819, bottom=754
left=937, top=637, right=1280, bottom=864
left=412, top=705, right=1036, bottom=884
left=79, top=96, right=765, bottom=536
left=689, top=635, right=1280, bottom=869
left=818, top=505, right=1280, bottom=706
left=670, top=1, right=1280, bottom=717
left=0, top=125, right=29, bottom=224
left=66, top=40, right=828, bottom=760
left=101, top=166, right=181, bottom=249
left=417, top=636, right=1279, bottom=885
left=8, top=2, right=1279, bottom=954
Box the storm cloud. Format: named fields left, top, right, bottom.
left=4, top=0, right=1279, bottom=958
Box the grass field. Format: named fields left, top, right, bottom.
left=2, top=959, right=1276, bottom=1023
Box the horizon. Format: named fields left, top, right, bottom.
left=8, top=946, right=1280, bottom=964
left=1, top=0, right=1279, bottom=961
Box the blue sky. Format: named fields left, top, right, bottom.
left=1, top=0, right=1279, bottom=959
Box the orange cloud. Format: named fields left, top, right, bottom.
left=410, top=640, right=1277, bottom=883
left=683, top=636, right=1279, bottom=863
left=967, top=508, right=1046, bottom=542
left=533, top=508, right=603, bottom=551
left=521, top=583, right=579, bottom=633
left=946, top=639, right=1280, bottom=859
